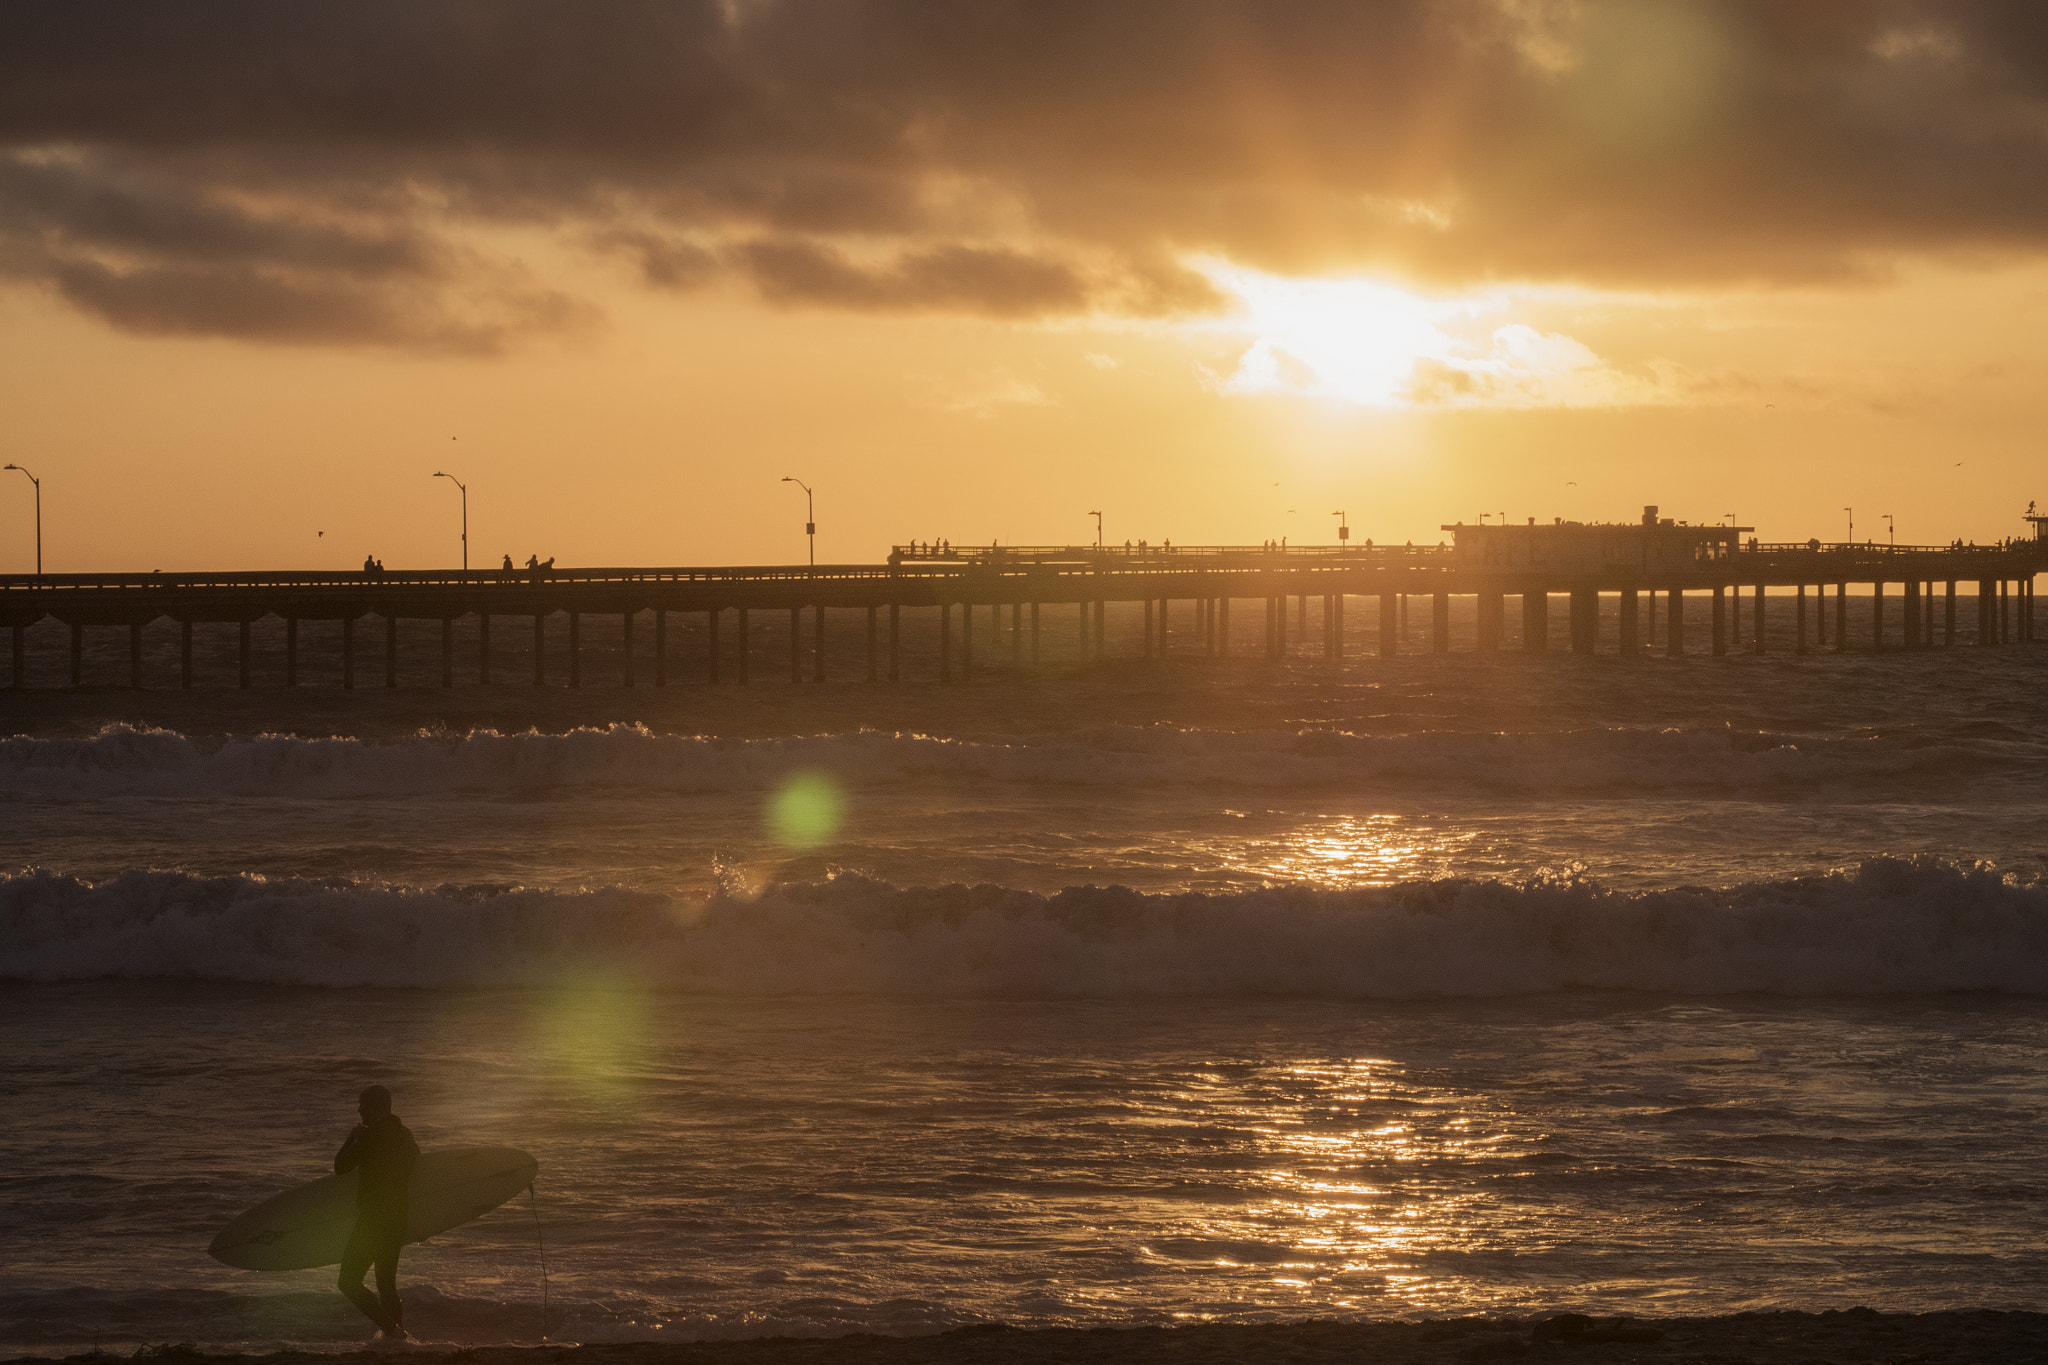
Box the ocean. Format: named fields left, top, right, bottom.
left=4, top=608, right=2045, bottom=1353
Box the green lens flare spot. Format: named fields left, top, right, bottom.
left=767, top=771, right=844, bottom=848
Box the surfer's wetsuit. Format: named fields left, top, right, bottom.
left=335, top=1113, right=420, bottom=1334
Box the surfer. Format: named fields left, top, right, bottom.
left=335, top=1085, right=420, bottom=1341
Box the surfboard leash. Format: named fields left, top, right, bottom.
left=527, top=1183, right=551, bottom=1343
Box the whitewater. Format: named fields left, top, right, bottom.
left=3, top=641, right=2045, bottom=1354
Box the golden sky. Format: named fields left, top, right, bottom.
left=2, top=1, right=2045, bottom=570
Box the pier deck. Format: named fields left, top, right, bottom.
left=3, top=538, right=2041, bottom=688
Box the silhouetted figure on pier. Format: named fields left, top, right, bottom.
left=363, top=555, right=377, bottom=573
left=502, top=554, right=513, bottom=570
left=334, top=1084, right=419, bottom=1341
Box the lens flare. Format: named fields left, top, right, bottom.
left=767, top=771, right=845, bottom=848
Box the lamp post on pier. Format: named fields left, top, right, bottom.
left=432, top=471, right=467, bottom=571
left=1844, top=507, right=1854, bottom=544
left=1882, top=514, right=1895, bottom=547
left=2, top=464, right=38, bottom=574
left=782, top=476, right=815, bottom=565
left=1088, top=510, right=1102, bottom=548
left=1333, top=510, right=1350, bottom=547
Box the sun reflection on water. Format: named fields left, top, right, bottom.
left=1216, top=813, right=1477, bottom=886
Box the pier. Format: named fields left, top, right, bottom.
left=3, top=509, right=2041, bottom=688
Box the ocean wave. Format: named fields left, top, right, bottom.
left=0, top=721, right=2007, bottom=798
left=3, top=859, right=2042, bottom=996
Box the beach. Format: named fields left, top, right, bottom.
left=14, top=1311, right=2048, bottom=1365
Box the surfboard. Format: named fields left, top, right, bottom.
left=209, top=1146, right=539, bottom=1271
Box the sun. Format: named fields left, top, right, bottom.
left=1200, top=265, right=1493, bottom=406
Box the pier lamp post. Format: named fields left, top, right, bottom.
left=1882, top=514, right=1895, bottom=547
left=1844, top=507, right=1854, bottom=544
left=1333, top=510, right=1350, bottom=547
left=433, top=471, right=468, bottom=571
left=782, top=477, right=815, bottom=565
left=2, top=463, right=39, bottom=574
left=1088, top=510, right=1102, bottom=548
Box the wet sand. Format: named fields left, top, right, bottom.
left=16, top=1311, right=2048, bottom=1365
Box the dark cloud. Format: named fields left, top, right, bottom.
left=4, top=1, right=2048, bottom=347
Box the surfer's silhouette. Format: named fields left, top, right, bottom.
left=335, top=1085, right=420, bottom=1340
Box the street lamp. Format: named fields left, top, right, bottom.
left=1332, top=510, right=1350, bottom=545
left=1882, top=513, right=1895, bottom=547
left=782, top=477, right=815, bottom=565
left=1088, top=510, right=1102, bottom=548
left=1844, top=507, right=1853, bottom=543
left=432, top=471, right=467, bottom=571
left=3, top=464, right=40, bottom=574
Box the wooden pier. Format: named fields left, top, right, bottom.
left=3, top=514, right=2042, bottom=688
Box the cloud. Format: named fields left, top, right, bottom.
left=6, top=1, right=2048, bottom=346
left=920, top=365, right=1055, bottom=417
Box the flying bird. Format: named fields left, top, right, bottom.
left=1566, top=481, right=1577, bottom=486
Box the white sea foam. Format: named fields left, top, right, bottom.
left=0, top=721, right=2000, bottom=798
left=3, top=859, right=2041, bottom=996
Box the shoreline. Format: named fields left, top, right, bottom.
left=12, top=1311, right=2048, bottom=1365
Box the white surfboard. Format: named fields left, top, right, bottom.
left=209, top=1146, right=539, bottom=1271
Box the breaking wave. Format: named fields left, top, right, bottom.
left=3, top=858, right=2042, bottom=996
left=0, top=721, right=2011, bottom=798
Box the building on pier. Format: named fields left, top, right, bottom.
left=1440, top=506, right=1751, bottom=573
